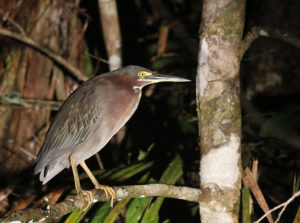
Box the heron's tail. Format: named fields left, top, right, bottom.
left=34, top=157, right=70, bottom=184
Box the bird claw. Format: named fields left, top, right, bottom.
left=78, top=190, right=94, bottom=212
left=95, top=185, right=115, bottom=207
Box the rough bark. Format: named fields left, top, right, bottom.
left=0, top=0, right=85, bottom=178
left=196, top=0, right=245, bottom=222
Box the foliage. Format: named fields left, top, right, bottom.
left=64, top=155, right=183, bottom=222
left=0, top=0, right=300, bottom=222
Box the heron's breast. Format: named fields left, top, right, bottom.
left=106, top=86, right=141, bottom=134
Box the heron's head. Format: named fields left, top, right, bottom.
left=109, top=65, right=190, bottom=89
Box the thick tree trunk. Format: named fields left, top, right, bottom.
left=0, top=0, right=84, bottom=178
left=196, top=0, right=245, bottom=222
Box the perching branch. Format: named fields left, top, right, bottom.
left=240, top=26, right=300, bottom=58
left=0, top=28, right=88, bottom=82
left=1, top=184, right=213, bottom=223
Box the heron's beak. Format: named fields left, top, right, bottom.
left=140, top=74, right=190, bottom=83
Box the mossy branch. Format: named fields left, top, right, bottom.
left=1, top=184, right=213, bottom=223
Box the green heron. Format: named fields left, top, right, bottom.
left=34, top=65, right=190, bottom=207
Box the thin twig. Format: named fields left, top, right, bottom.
left=0, top=98, right=63, bottom=110
left=243, top=168, right=274, bottom=223
left=0, top=28, right=88, bottom=81
left=85, top=52, right=109, bottom=64
left=259, top=27, right=300, bottom=49
left=239, top=26, right=260, bottom=59
left=157, top=25, right=169, bottom=57
left=255, top=190, right=300, bottom=223
left=0, top=9, right=26, bottom=35
left=18, top=147, right=36, bottom=160
left=240, top=26, right=300, bottom=59
left=95, top=153, right=104, bottom=170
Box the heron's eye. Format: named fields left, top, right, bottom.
left=138, top=71, right=152, bottom=78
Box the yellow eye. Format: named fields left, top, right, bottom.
left=138, top=71, right=152, bottom=78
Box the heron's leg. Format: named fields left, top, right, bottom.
left=80, top=161, right=115, bottom=207
left=70, top=156, right=82, bottom=193
left=70, top=156, right=93, bottom=211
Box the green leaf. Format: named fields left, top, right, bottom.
left=125, top=197, right=153, bottom=223
left=151, top=56, right=182, bottom=71
left=260, top=113, right=299, bottom=138
left=79, top=161, right=153, bottom=183
left=106, top=161, right=154, bottom=182
left=64, top=207, right=90, bottom=223
left=159, top=154, right=183, bottom=184
left=1, top=91, right=29, bottom=107
left=137, top=149, right=147, bottom=161
left=90, top=202, right=111, bottom=223
left=91, top=172, right=152, bottom=223
left=83, top=48, right=94, bottom=77
left=125, top=178, right=156, bottom=223
left=242, top=187, right=251, bottom=223
left=178, top=118, right=196, bottom=135
left=146, top=41, right=181, bottom=56
left=141, top=155, right=183, bottom=223
left=103, top=199, right=131, bottom=223
left=140, top=198, right=161, bottom=223
left=293, top=206, right=300, bottom=223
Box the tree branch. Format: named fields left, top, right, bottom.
left=259, top=27, right=300, bottom=49
left=0, top=28, right=88, bottom=82
left=240, top=26, right=300, bottom=59
left=1, top=184, right=212, bottom=222
left=255, top=190, right=300, bottom=223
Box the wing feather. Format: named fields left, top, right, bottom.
left=34, top=78, right=105, bottom=173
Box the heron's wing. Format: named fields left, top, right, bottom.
left=35, top=78, right=105, bottom=172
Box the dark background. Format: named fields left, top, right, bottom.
left=0, top=0, right=299, bottom=222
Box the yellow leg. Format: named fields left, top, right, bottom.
left=70, top=156, right=93, bottom=211
left=80, top=161, right=115, bottom=207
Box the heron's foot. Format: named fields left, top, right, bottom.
left=78, top=190, right=94, bottom=212
left=95, top=185, right=115, bottom=207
